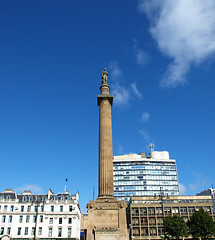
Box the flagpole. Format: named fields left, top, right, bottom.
left=65, top=178, right=68, bottom=192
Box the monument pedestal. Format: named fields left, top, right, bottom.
left=87, top=197, right=129, bottom=240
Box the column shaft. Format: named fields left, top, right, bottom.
left=98, top=99, right=114, bottom=197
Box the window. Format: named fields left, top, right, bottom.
left=69, top=206, right=73, bottom=212
left=40, top=216, right=43, bottom=223
left=34, top=206, right=38, bottom=212
left=10, top=205, right=14, bottom=212
left=21, top=205, right=24, bottom=212
left=26, top=215, right=30, bottom=222
left=4, top=205, right=7, bottom=212
left=19, top=215, right=23, bottom=223
left=31, top=227, right=35, bottom=236
left=27, top=206, right=31, bottom=212
left=41, top=206, right=44, bottom=212
left=49, top=217, right=53, bottom=224
left=38, top=227, right=42, bottom=235
left=68, top=218, right=72, bottom=224
left=58, top=228, right=62, bottom=237
left=2, top=216, right=6, bottom=223
left=59, top=217, right=62, bottom=224
left=24, top=227, right=28, bottom=235
left=7, top=227, right=11, bottom=235
left=60, top=205, right=63, bottom=212
left=8, top=215, right=12, bottom=223
left=33, top=216, right=36, bottom=223
left=68, top=228, right=71, bottom=237
left=51, top=206, right=54, bottom=212
left=17, top=227, right=21, bottom=235
left=48, top=228, right=52, bottom=237
left=0, top=227, right=4, bottom=235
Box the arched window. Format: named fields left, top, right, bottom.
left=6, top=195, right=10, bottom=200
left=67, top=196, right=71, bottom=200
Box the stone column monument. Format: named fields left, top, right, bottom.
left=86, top=69, right=129, bottom=240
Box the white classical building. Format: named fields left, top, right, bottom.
left=0, top=188, right=81, bottom=240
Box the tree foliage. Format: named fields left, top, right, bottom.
left=165, top=215, right=188, bottom=239
left=187, top=207, right=215, bottom=239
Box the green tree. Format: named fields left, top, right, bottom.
left=187, top=207, right=215, bottom=240
left=165, top=215, right=188, bottom=239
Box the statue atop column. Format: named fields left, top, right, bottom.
left=101, top=68, right=108, bottom=84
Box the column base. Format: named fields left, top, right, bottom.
left=86, top=197, right=129, bottom=240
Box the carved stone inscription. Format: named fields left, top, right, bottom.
left=95, top=209, right=119, bottom=228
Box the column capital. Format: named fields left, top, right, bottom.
left=97, top=95, right=113, bottom=106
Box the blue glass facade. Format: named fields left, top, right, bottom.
left=113, top=152, right=180, bottom=202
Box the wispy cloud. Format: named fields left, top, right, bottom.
left=133, top=39, right=150, bottom=66
left=139, top=129, right=150, bottom=142
left=141, top=111, right=150, bottom=123
left=109, top=61, right=122, bottom=81
left=109, top=61, right=142, bottom=107
left=179, top=183, right=186, bottom=195
left=131, top=82, right=143, bottom=99
left=138, top=0, right=215, bottom=88
left=15, top=184, right=43, bottom=194
left=112, top=84, right=130, bottom=106
left=188, top=171, right=209, bottom=192
left=118, top=145, right=124, bottom=154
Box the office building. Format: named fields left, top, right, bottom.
left=197, top=188, right=215, bottom=213
left=0, top=188, right=81, bottom=240
left=113, top=151, right=180, bottom=202
left=127, top=195, right=214, bottom=240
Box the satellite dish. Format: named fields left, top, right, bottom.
left=149, top=143, right=154, bottom=152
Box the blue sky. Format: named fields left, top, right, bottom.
left=0, top=0, right=215, bottom=212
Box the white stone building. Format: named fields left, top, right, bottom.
left=0, top=188, right=81, bottom=240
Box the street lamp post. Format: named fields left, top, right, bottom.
left=155, top=188, right=167, bottom=240
left=31, top=199, right=45, bottom=240
left=160, top=192, right=167, bottom=240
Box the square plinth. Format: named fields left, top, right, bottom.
left=86, top=197, right=129, bottom=240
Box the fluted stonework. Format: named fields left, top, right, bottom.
left=98, top=83, right=114, bottom=197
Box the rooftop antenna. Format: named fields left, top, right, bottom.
left=93, top=186, right=95, bottom=201
left=149, top=143, right=154, bottom=152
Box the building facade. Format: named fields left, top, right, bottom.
left=197, top=188, right=215, bottom=213
left=127, top=195, right=214, bottom=240
left=0, top=188, right=81, bottom=240
left=113, top=151, right=180, bottom=202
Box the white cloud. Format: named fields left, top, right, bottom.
left=109, top=62, right=143, bottom=106
left=15, top=184, right=43, bottom=194
left=112, top=84, right=130, bottom=106
left=131, top=82, right=143, bottom=99
left=141, top=111, right=150, bottom=123
left=118, top=145, right=124, bottom=154
left=136, top=49, right=149, bottom=66
left=109, top=61, right=122, bottom=81
left=138, top=0, right=215, bottom=88
left=133, top=39, right=150, bottom=66
left=179, top=183, right=186, bottom=195
left=188, top=171, right=209, bottom=191
left=139, top=129, right=150, bottom=142
left=109, top=62, right=130, bottom=106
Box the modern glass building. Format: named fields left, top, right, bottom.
left=113, top=151, right=180, bottom=202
